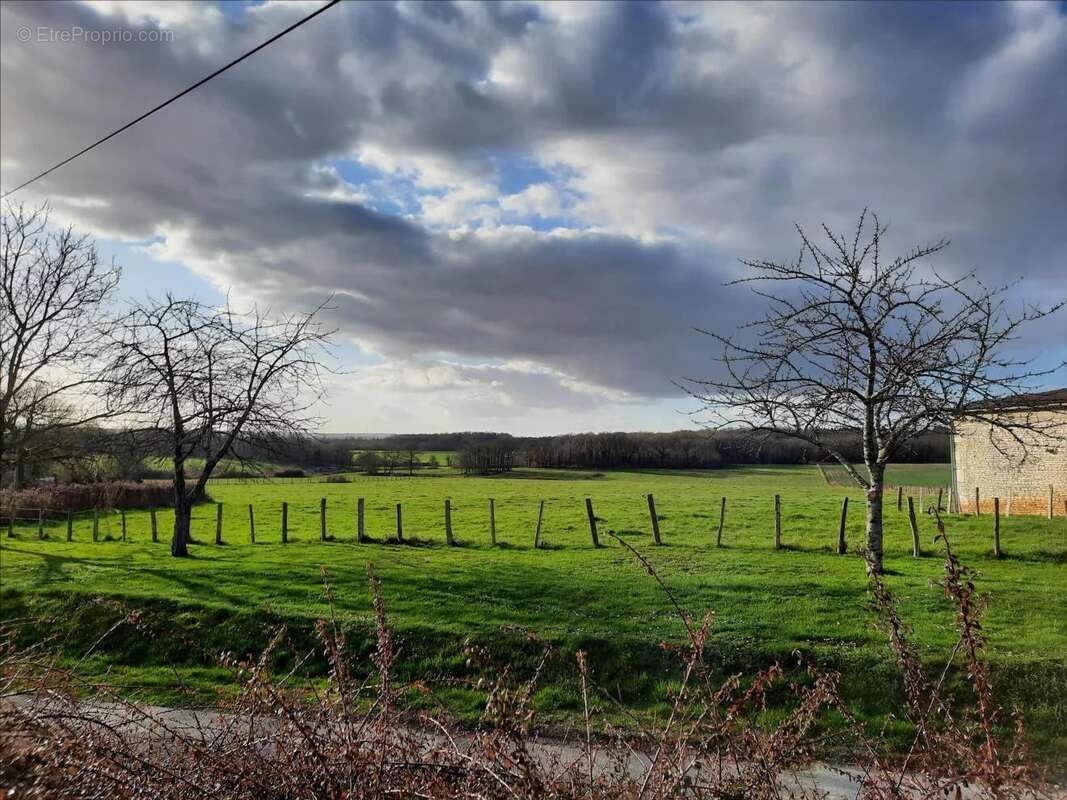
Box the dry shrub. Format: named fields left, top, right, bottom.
left=213, top=469, right=259, bottom=479
left=0, top=518, right=1051, bottom=799
left=847, top=510, right=1048, bottom=799
left=0, top=482, right=174, bottom=517
left=273, top=468, right=305, bottom=478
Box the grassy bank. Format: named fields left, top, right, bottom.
left=2, top=465, right=1065, bottom=760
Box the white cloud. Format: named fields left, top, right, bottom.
left=500, top=182, right=563, bottom=219
left=3, top=0, right=1065, bottom=431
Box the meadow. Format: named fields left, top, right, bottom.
left=2, top=464, right=1065, bottom=759
left=349, top=449, right=457, bottom=466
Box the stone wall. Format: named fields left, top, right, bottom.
left=952, top=409, right=1067, bottom=516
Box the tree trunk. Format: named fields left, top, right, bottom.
left=13, top=453, right=26, bottom=489
left=172, top=500, right=191, bottom=557
left=865, top=477, right=885, bottom=574
left=171, top=458, right=190, bottom=557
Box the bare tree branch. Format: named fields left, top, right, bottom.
left=683, top=210, right=1064, bottom=573
left=1, top=202, right=122, bottom=486
left=105, top=295, right=336, bottom=556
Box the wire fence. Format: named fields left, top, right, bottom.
left=7, top=484, right=1064, bottom=554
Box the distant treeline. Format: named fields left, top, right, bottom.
left=457, top=442, right=517, bottom=475
left=345, top=429, right=949, bottom=472
left=26, top=427, right=947, bottom=484
left=27, top=427, right=356, bottom=484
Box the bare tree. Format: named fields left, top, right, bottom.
left=355, top=450, right=382, bottom=475
left=106, top=295, right=334, bottom=557
left=404, top=447, right=419, bottom=475
left=0, top=386, right=119, bottom=484
left=0, top=203, right=121, bottom=486
left=686, top=211, right=1063, bottom=573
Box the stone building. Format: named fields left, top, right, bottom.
left=950, top=388, right=1067, bottom=516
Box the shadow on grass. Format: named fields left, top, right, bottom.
left=493, top=541, right=545, bottom=551
left=612, top=529, right=648, bottom=538
left=353, top=536, right=386, bottom=545
left=385, top=536, right=436, bottom=548
left=998, top=549, right=1067, bottom=565
left=483, top=469, right=606, bottom=481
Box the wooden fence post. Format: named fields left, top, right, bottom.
left=248, top=504, right=256, bottom=543
left=647, top=493, right=661, bottom=545
left=773, top=494, right=782, bottom=549
left=215, top=503, right=223, bottom=544
left=585, top=498, right=600, bottom=548
left=37, top=509, right=44, bottom=540
left=281, top=502, right=288, bottom=543
left=993, top=497, right=1002, bottom=558
left=716, top=497, right=726, bottom=547
left=357, top=498, right=366, bottom=542
left=445, top=499, right=455, bottom=546
left=93, top=509, right=99, bottom=542
left=120, top=509, right=127, bottom=542
left=489, top=498, right=496, bottom=546
left=151, top=509, right=158, bottom=543
left=897, top=486, right=903, bottom=511
left=396, top=503, right=403, bottom=541
left=1050, top=485, right=1055, bottom=520
left=907, top=496, right=920, bottom=557
left=66, top=511, right=73, bottom=542
left=975, top=486, right=980, bottom=516
left=534, top=500, right=545, bottom=549
left=320, top=498, right=327, bottom=542
left=936, top=487, right=944, bottom=512
left=837, top=497, right=848, bottom=554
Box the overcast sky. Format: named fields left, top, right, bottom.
left=2, top=0, right=1065, bottom=434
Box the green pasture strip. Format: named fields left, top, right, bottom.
left=2, top=465, right=1065, bottom=760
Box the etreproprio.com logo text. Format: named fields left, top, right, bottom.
left=16, top=26, right=175, bottom=45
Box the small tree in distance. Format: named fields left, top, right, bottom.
left=686, top=210, right=1063, bottom=573
left=107, top=295, right=334, bottom=557
left=355, top=450, right=382, bottom=475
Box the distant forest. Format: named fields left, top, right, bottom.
left=21, top=426, right=948, bottom=484
left=344, top=429, right=949, bottom=472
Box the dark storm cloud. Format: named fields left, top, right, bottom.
left=1, top=0, right=1064, bottom=405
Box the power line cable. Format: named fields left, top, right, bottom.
left=1, top=0, right=342, bottom=199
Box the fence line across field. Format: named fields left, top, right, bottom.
left=214, top=472, right=436, bottom=485
left=8, top=487, right=1063, bottom=555
left=818, top=466, right=1066, bottom=519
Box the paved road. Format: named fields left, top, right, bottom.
left=3, top=694, right=1059, bottom=798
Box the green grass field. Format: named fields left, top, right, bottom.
left=820, top=462, right=951, bottom=488
left=350, top=449, right=457, bottom=465
left=2, top=465, right=1065, bottom=759
left=144, top=456, right=287, bottom=476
